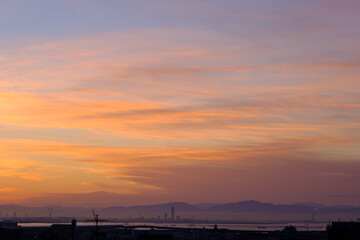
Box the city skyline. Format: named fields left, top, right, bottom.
left=1, top=0, right=360, bottom=207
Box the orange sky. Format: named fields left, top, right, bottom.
left=0, top=0, right=360, bottom=206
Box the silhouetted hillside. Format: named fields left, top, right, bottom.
left=208, top=200, right=314, bottom=213
left=127, top=202, right=199, bottom=212
left=1, top=200, right=360, bottom=221
left=194, top=203, right=219, bottom=210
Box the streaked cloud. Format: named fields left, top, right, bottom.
left=0, top=0, right=359, bottom=206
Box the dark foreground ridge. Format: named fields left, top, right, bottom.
left=1, top=220, right=359, bottom=240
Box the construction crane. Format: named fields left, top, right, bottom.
left=86, top=210, right=107, bottom=240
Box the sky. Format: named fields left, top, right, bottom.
left=0, top=0, right=360, bottom=207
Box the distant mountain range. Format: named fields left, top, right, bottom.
left=207, top=200, right=314, bottom=213
left=1, top=200, right=360, bottom=221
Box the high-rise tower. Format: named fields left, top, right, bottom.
left=171, top=206, right=175, bottom=221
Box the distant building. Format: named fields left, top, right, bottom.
left=51, top=219, right=77, bottom=240
left=328, top=221, right=360, bottom=240
left=164, top=213, right=168, bottom=221
left=0, top=221, right=22, bottom=240
left=171, top=206, right=175, bottom=221
left=0, top=221, right=18, bottom=228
